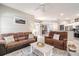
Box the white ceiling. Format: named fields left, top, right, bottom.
left=2, top=3, right=79, bottom=21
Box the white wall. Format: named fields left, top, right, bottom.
left=0, top=4, right=35, bottom=33
left=0, top=15, right=1, bottom=33
left=60, top=21, right=68, bottom=26
left=68, top=31, right=74, bottom=40
left=41, top=21, right=59, bottom=31
left=0, top=8, right=2, bottom=33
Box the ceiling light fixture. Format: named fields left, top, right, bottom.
left=35, top=4, right=46, bottom=20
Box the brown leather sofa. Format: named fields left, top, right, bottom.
left=0, top=32, right=36, bottom=55
left=45, top=31, right=67, bottom=50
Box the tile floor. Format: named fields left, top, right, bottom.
left=4, top=37, right=79, bottom=56
left=4, top=46, right=69, bottom=56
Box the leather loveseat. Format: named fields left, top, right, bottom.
left=45, top=31, right=67, bottom=50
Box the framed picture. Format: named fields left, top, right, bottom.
left=60, top=25, right=64, bottom=31
left=15, top=17, right=26, bottom=24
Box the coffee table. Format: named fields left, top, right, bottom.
left=30, top=42, right=53, bottom=56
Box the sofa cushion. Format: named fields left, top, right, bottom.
left=17, top=36, right=26, bottom=41
left=29, top=34, right=34, bottom=39
left=52, top=39, right=64, bottom=46
left=5, top=40, right=28, bottom=48
left=53, top=34, right=60, bottom=40
left=13, top=32, right=29, bottom=41
left=28, top=39, right=36, bottom=43
left=4, top=35, right=15, bottom=44
left=53, top=40, right=64, bottom=49
left=45, top=38, right=54, bottom=45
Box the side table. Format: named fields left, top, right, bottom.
left=67, top=42, right=79, bottom=56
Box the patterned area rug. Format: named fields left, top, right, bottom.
left=4, top=46, right=68, bottom=56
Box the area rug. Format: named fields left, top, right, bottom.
left=4, top=46, right=68, bottom=56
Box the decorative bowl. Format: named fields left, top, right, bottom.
left=37, top=42, right=45, bottom=47
left=68, top=44, right=77, bottom=52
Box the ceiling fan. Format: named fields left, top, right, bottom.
left=34, top=3, right=49, bottom=20
left=35, top=3, right=47, bottom=12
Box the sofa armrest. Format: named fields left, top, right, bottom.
left=34, top=36, right=37, bottom=41
left=63, top=39, right=67, bottom=50
left=0, top=44, right=6, bottom=55
left=59, top=38, right=67, bottom=42
left=63, top=39, right=67, bottom=41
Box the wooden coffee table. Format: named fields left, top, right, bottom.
left=30, top=42, right=53, bottom=56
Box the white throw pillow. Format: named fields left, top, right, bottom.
left=4, top=35, right=15, bottom=44
left=53, top=34, right=60, bottom=40
left=29, top=34, right=34, bottom=39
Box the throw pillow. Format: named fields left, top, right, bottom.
left=53, top=34, right=60, bottom=40
left=29, top=34, right=34, bottom=39
left=4, top=35, right=15, bottom=44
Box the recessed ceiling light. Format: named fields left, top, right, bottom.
left=60, top=13, right=64, bottom=16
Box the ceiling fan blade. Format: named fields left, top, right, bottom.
left=35, top=3, right=46, bottom=10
